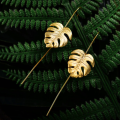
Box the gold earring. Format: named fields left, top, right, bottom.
left=21, top=7, right=81, bottom=85
left=46, top=32, right=99, bottom=116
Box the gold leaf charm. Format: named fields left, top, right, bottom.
left=44, top=22, right=72, bottom=48
left=46, top=32, right=99, bottom=116
left=68, top=49, right=95, bottom=78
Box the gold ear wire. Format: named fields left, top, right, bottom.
left=85, top=32, right=99, bottom=54
left=21, top=48, right=52, bottom=84
left=21, top=7, right=81, bottom=85
left=46, top=32, right=99, bottom=116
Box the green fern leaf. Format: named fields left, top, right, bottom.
left=36, top=8, right=42, bottom=17
left=11, top=19, right=16, bottom=27
left=20, top=19, right=25, bottom=29
left=4, top=10, right=9, bottom=16
left=15, top=20, right=20, bottom=28
left=111, top=77, right=120, bottom=98
left=43, top=71, right=48, bottom=93
left=25, top=8, right=30, bottom=17
left=1, top=0, right=62, bottom=8
left=26, top=0, right=31, bottom=8
left=99, top=31, right=120, bottom=73
left=6, top=19, right=12, bottom=26
left=24, top=81, right=29, bottom=89
left=41, top=7, right=47, bottom=17
left=86, top=3, right=97, bottom=11
left=21, top=0, right=25, bottom=7
left=32, top=0, right=37, bottom=8
left=28, top=83, right=34, bottom=91
left=72, top=80, right=77, bottom=93
left=1, top=0, right=6, bottom=4
left=16, top=79, right=21, bottom=85
left=33, top=83, right=38, bottom=93
left=19, top=9, right=25, bottom=17
left=43, top=0, right=47, bottom=7
left=31, top=8, right=36, bottom=17
left=30, top=54, right=35, bottom=64
left=70, top=0, right=101, bottom=19
left=0, top=7, right=71, bottom=30
left=5, top=0, right=10, bottom=5
left=15, top=0, right=20, bottom=7
left=38, top=0, right=42, bottom=8
left=2, top=68, right=99, bottom=93
left=14, top=9, right=19, bottom=17
left=25, top=19, right=30, bottom=30
left=41, top=20, right=46, bottom=31
left=30, top=19, right=35, bottom=29
left=84, top=0, right=120, bottom=40
left=51, top=52, right=56, bottom=63
left=32, top=97, right=116, bottom=120
left=10, top=0, right=15, bottom=6
left=36, top=20, right=40, bottom=30
left=2, top=19, right=7, bottom=25
left=48, top=0, right=52, bottom=7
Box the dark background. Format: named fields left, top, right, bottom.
left=0, top=0, right=119, bottom=120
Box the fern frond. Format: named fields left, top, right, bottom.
left=30, top=97, right=117, bottom=120
left=0, top=8, right=73, bottom=30
left=84, top=0, right=120, bottom=41
left=1, top=0, right=62, bottom=8
left=70, top=0, right=102, bottom=19
left=98, top=30, right=120, bottom=73
left=111, top=77, right=120, bottom=98
left=0, top=37, right=84, bottom=64
left=3, top=68, right=100, bottom=93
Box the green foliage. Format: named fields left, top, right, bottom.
left=29, top=97, right=117, bottom=120
left=70, top=0, right=101, bottom=19
left=0, top=7, right=73, bottom=30
left=84, top=0, right=120, bottom=41
left=3, top=68, right=100, bottom=93
left=0, top=37, right=83, bottom=63
left=98, top=30, right=120, bottom=74
left=1, top=0, right=62, bottom=7
left=1, top=0, right=120, bottom=119
left=111, top=77, right=120, bottom=98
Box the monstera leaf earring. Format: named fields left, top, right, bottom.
left=21, top=7, right=81, bottom=85
left=46, top=32, right=99, bottom=116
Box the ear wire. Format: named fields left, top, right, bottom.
left=46, top=32, right=99, bottom=116
left=21, top=48, right=52, bottom=84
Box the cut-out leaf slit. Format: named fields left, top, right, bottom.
left=44, top=22, right=72, bottom=48
left=68, top=49, right=95, bottom=78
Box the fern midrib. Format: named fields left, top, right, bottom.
left=0, top=46, right=82, bottom=58
left=3, top=69, right=99, bottom=84
left=64, top=2, right=120, bottom=117
left=0, top=50, right=46, bottom=55
left=85, top=4, right=120, bottom=34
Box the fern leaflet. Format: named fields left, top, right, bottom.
left=3, top=68, right=100, bottom=93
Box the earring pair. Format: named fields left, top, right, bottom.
left=20, top=7, right=99, bottom=116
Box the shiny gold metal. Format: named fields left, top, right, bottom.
left=46, top=32, right=99, bottom=116
left=21, top=7, right=81, bottom=85
left=68, top=49, right=95, bottom=78
left=44, top=22, right=72, bottom=48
